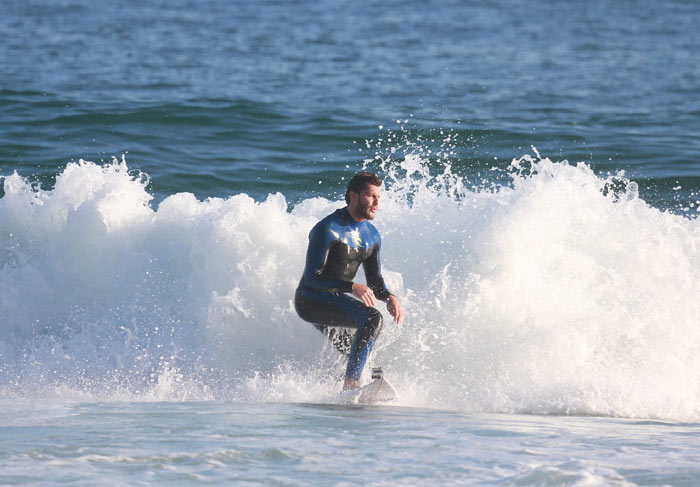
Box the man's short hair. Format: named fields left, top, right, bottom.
left=345, top=171, right=382, bottom=204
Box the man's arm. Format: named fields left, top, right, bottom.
left=362, top=247, right=392, bottom=301
left=362, top=239, right=404, bottom=324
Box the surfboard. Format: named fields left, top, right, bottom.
left=337, top=367, right=398, bottom=404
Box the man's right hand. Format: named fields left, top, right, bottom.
left=387, top=295, right=404, bottom=325
left=352, top=283, right=376, bottom=307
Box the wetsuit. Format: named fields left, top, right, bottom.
left=295, top=207, right=393, bottom=381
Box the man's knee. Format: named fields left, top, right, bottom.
left=365, top=307, right=383, bottom=340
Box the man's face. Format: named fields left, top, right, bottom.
left=352, top=184, right=381, bottom=220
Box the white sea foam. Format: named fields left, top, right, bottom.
left=2, top=153, right=700, bottom=420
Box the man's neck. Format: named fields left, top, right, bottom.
left=346, top=205, right=365, bottom=222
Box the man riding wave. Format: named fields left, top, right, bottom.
left=295, top=172, right=404, bottom=391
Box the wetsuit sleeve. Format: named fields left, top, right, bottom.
left=362, top=237, right=392, bottom=302
left=302, top=221, right=354, bottom=293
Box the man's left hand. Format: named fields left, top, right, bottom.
left=387, top=295, right=404, bottom=325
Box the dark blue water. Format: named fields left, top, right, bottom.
left=2, top=0, right=699, bottom=206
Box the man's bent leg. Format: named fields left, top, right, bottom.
left=344, top=307, right=383, bottom=383
left=295, top=289, right=358, bottom=355
left=295, top=288, right=383, bottom=385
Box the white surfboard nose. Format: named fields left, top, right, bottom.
left=337, top=367, right=397, bottom=404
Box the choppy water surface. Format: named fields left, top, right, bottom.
left=2, top=400, right=699, bottom=486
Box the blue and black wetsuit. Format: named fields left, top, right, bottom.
left=295, top=207, right=393, bottom=381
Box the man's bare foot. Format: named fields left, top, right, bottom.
left=342, top=377, right=361, bottom=391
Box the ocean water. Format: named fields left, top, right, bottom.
left=2, top=0, right=700, bottom=485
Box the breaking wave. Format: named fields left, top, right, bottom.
left=2, top=150, right=700, bottom=421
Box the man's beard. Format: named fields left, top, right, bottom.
left=357, top=199, right=375, bottom=220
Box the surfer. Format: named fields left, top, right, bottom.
left=294, top=171, right=404, bottom=391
